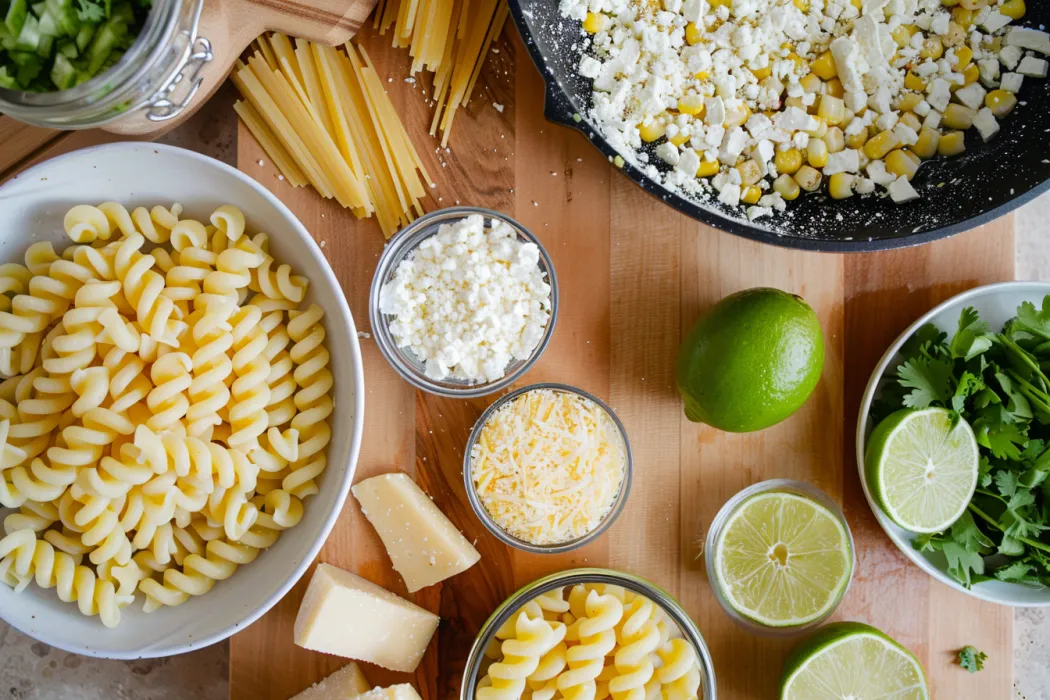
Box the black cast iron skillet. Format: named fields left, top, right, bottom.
left=508, top=0, right=1050, bottom=252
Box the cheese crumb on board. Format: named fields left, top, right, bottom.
left=294, top=564, right=439, bottom=673
left=469, top=388, right=627, bottom=546
left=352, top=473, right=481, bottom=592
left=353, top=685, right=423, bottom=700
left=289, top=663, right=371, bottom=700
left=379, top=214, right=552, bottom=384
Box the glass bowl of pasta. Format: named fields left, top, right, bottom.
left=462, top=568, right=717, bottom=700
left=0, top=142, right=365, bottom=658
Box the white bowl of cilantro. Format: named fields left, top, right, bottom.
left=858, top=281, right=1050, bottom=607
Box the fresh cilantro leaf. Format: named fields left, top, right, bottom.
left=957, top=646, right=987, bottom=673
left=1015, top=299, right=1050, bottom=342
left=950, top=510, right=994, bottom=552
left=995, top=470, right=1020, bottom=499
left=942, top=541, right=985, bottom=587
left=898, top=354, right=953, bottom=408
left=913, top=531, right=947, bottom=553
left=951, top=307, right=993, bottom=360
left=995, top=372, right=1033, bottom=422
left=975, top=420, right=1028, bottom=461
left=899, top=323, right=948, bottom=362
left=75, top=0, right=108, bottom=22
left=978, top=456, right=994, bottom=489
left=952, top=371, right=985, bottom=415
left=994, top=560, right=1039, bottom=585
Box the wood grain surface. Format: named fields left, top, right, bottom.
left=229, top=23, right=1014, bottom=700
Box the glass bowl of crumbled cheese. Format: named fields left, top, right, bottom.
left=369, top=207, right=558, bottom=397
left=464, top=383, right=633, bottom=554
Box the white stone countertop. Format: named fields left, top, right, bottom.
left=1, top=84, right=1049, bottom=699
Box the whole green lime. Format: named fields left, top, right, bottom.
left=675, top=288, right=824, bottom=432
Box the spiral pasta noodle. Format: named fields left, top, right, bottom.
left=478, top=583, right=704, bottom=700
left=0, top=202, right=334, bottom=627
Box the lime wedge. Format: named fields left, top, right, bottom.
left=865, top=407, right=979, bottom=533
left=714, top=491, right=853, bottom=628
left=779, top=622, right=929, bottom=700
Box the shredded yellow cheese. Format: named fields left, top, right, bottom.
left=470, top=389, right=627, bottom=545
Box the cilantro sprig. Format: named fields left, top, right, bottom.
left=874, top=298, right=1050, bottom=589
left=957, top=646, right=987, bottom=673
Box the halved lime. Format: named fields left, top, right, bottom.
left=779, top=622, right=929, bottom=699
left=714, top=491, right=853, bottom=628
left=865, top=408, right=979, bottom=533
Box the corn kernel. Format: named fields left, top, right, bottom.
left=677, top=95, right=706, bottom=117
left=695, top=71, right=710, bottom=80
left=773, top=173, right=801, bottom=200
left=686, top=22, right=703, bottom=46
left=725, top=103, right=751, bottom=128
left=800, top=73, right=823, bottom=94
left=850, top=0, right=861, bottom=8
left=810, top=51, right=837, bottom=80
left=845, top=129, right=868, bottom=150
left=828, top=172, right=855, bottom=199
left=985, top=36, right=1003, bottom=53
left=824, top=78, right=845, bottom=98
left=775, top=148, right=804, bottom=175
left=920, top=36, right=944, bottom=60
left=807, top=138, right=829, bottom=168
left=817, top=94, right=846, bottom=125
left=986, top=89, right=1018, bottom=118
left=959, top=0, right=983, bottom=9
left=892, top=25, right=918, bottom=48
left=951, top=6, right=974, bottom=27
left=953, top=46, right=973, bottom=69
left=913, top=128, right=941, bottom=159
left=824, top=126, right=846, bottom=153
left=1000, top=0, right=1025, bottom=19
left=943, top=22, right=967, bottom=47
left=787, top=52, right=807, bottom=72
left=938, top=130, right=966, bottom=157
left=696, top=159, right=720, bottom=178
left=793, top=0, right=810, bottom=10
left=962, top=63, right=980, bottom=85
left=904, top=71, right=927, bottom=92
left=670, top=132, right=691, bottom=146
left=942, top=103, right=975, bottom=129
left=741, top=186, right=763, bottom=205
left=941, top=0, right=960, bottom=6
left=806, top=117, right=829, bottom=138
left=583, top=12, right=609, bottom=33
left=899, top=112, right=922, bottom=131
left=885, top=149, right=920, bottom=180
left=794, top=165, right=823, bottom=192
left=897, top=92, right=924, bottom=112
left=864, top=130, right=903, bottom=159
left=709, top=0, right=731, bottom=7
left=638, top=120, right=667, bottom=143
left=751, top=65, right=773, bottom=81
left=736, top=160, right=763, bottom=186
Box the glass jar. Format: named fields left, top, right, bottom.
left=0, top=0, right=212, bottom=131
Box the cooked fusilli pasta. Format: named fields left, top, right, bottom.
left=0, top=203, right=333, bottom=627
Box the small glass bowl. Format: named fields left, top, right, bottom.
left=368, top=207, right=558, bottom=398
left=463, top=383, right=633, bottom=554
left=460, top=568, right=718, bottom=700
left=703, top=479, right=855, bottom=637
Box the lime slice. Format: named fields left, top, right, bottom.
left=865, top=407, right=979, bottom=533
left=779, top=622, right=929, bottom=700
left=714, top=491, right=852, bottom=628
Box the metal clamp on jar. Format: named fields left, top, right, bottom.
left=0, top=0, right=377, bottom=135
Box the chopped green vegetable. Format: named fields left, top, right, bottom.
left=0, top=0, right=150, bottom=91
left=956, top=646, right=987, bottom=673
left=874, top=297, right=1050, bottom=589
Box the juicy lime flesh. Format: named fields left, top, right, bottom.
left=716, top=492, right=852, bottom=627
left=875, top=409, right=978, bottom=532
left=783, top=632, right=928, bottom=699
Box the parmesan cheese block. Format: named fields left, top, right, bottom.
left=289, top=663, right=370, bottom=700
left=352, top=473, right=481, bottom=592
left=352, top=685, right=423, bottom=700
left=294, top=564, right=439, bottom=672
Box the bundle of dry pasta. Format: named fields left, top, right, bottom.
left=231, top=35, right=434, bottom=238
left=373, top=0, right=509, bottom=147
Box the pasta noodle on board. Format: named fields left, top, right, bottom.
left=0, top=202, right=333, bottom=627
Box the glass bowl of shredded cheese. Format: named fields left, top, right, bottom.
left=461, top=568, right=717, bottom=700
left=464, top=383, right=633, bottom=553
left=370, top=207, right=558, bottom=398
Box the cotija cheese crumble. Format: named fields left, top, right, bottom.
left=469, top=388, right=627, bottom=546
left=561, top=0, right=1049, bottom=220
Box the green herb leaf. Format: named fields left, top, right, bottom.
left=951, top=307, right=993, bottom=360
left=1015, top=299, right=1050, bottom=341
left=957, top=646, right=987, bottom=673
left=898, top=354, right=953, bottom=409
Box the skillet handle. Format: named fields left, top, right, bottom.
left=542, top=82, right=584, bottom=129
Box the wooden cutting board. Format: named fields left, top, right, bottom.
left=229, top=23, right=1014, bottom=700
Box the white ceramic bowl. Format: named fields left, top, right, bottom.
left=857, top=281, right=1050, bottom=607
left=0, top=143, right=365, bottom=656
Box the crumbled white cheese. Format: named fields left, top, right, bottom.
left=888, top=176, right=919, bottom=203
left=999, top=45, right=1023, bottom=70
left=825, top=149, right=860, bottom=175
left=978, top=58, right=1001, bottom=87
left=954, top=82, right=987, bottom=111
left=973, top=107, right=999, bottom=142
left=1018, top=56, right=1049, bottom=78
left=1000, top=72, right=1023, bottom=94
left=978, top=11, right=1011, bottom=34
left=656, top=141, right=681, bottom=165
left=1006, top=28, right=1050, bottom=55
left=379, top=215, right=551, bottom=383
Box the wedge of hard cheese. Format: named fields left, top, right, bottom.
left=353, top=685, right=423, bottom=700
left=289, top=663, right=370, bottom=700
left=352, top=473, right=481, bottom=592
left=294, top=563, right=439, bottom=673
